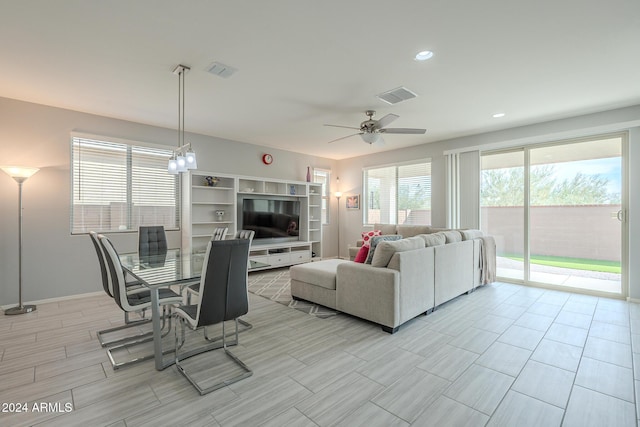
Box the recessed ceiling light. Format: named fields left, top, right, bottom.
left=492, top=112, right=506, bottom=118
left=415, top=50, right=434, bottom=61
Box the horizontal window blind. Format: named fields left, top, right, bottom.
left=364, top=160, right=431, bottom=225
left=71, top=136, right=179, bottom=234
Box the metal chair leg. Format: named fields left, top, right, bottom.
left=174, top=317, right=253, bottom=395
left=106, top=304, right=175, bottom=370
left=97, top=310, right=152, bottom=347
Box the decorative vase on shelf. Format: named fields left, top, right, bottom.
left=306, top=166, right=311, bottom=182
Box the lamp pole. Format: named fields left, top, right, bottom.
left=335, top=191, right=342, bottom=259
left=2, top=166, right=39, bottom=315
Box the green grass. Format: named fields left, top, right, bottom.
left=503, top=254, right=621, bottom=274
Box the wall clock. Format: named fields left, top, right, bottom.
left=262, top=153, right=273, bottom=165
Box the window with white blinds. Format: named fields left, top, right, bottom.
left=363, top=159, right=431, bottom=225
left=71, top=136, right=179, bottom=234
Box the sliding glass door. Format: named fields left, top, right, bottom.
left=481, top=134, right=626, bottom=295
left=481, top=150, right=525, bottom=281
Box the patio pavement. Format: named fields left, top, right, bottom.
left=497, top=257, right=621, bottom=294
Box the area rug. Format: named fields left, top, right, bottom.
left=248, top=267, right=338, bottom=318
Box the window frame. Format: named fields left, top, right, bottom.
left=70, top=133, right=180, bottom=235
left=362, top=158, right=432, bottom=226
left=312, top=167, right=331, bottom=224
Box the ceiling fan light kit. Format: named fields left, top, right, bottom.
left=324, top=110, right=426, bottom=145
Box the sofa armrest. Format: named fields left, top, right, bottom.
left=336, top=262, right=400, bottom=328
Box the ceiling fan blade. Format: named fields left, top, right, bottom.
left=323, top=124, right=361, bottom=130
left=375, top=113, right=399, bottom=129
left=328, top=133, right=362, bottom=144
left=380, top=128, right=426, bottom=134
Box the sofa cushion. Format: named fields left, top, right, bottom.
left=374, top=223, right=398, bottom=236
left=440, top=230, right=463, bottom=243
left=361, top=230, right=382, bottom=247
left=371, top=236, right=425, bottom=267
left=354, top=245, right=370, bottom=263
left=461, top=229, right=484, bottom=240
left=289, top=259, right=348, bottom=290
left=365, top=234, right=403, bottom=264
left=418, top=233, right=446, bottom=247
left=396, top=225, right=432, bottom=238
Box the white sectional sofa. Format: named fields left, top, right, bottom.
left=290, top=226, right=495, bottom=333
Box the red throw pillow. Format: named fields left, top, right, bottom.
left=361, top=230, right=381, bottom=248
left=354, top=245, right=370, bottom=263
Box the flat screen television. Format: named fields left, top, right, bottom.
left=241, top=197, right=300, bottom=242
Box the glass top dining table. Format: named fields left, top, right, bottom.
left=119, top=249, right=206, bottom=287
left=119, top=248, right=268, bottom=370
left=119, top=248, right=205, bottom=370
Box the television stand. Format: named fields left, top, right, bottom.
left=248, top=241, right=313, bottom=271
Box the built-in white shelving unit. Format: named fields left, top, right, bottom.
left=183, top=172, right=322, bottom=271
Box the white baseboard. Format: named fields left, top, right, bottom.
left=1, top=291, right=104, bottom=310
left=627, top=297, right=640, bottom=304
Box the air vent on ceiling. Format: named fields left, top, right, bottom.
left=376, top=86, right=418, bottom=105
left=206, top=62, right=238, bottom=78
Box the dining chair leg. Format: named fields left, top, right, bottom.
left=204, top=318, right=252, bottom=343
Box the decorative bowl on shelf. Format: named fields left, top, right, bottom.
left=242, top=188, right=254, bottom=192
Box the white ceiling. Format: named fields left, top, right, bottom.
left=1, top=1, right=639, bottom=160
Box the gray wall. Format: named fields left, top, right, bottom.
left=0, top=97, right=337, bottom=304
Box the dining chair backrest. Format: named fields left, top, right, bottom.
left=195, top=239, right=250, bottom=328
left=138, top=226, right=167, bottom=255
left=89, top=231, right=113, bottom=298
left=100, top=235, right=137, bottom=313
left=211, top=227, right=228, bottom=241
left=234, top=229, right=255, bottom=243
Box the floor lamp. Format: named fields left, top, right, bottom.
left=1, top=166, right=39, bottom=315
left=335, top=191, right=342, bottom=259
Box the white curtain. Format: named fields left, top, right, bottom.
left=445, top=153, right=459, bottom=229
left=446, top=150, right=480, bottom=229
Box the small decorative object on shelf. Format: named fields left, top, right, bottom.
left=306, top=166, right=311, bottom=182
left=205, top=176, right=220, bottom=187
left=215, top=210, right=225, bottom=221
left=289, top=184, right=296, bottom=195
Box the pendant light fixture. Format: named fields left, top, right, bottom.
left=168, top=64, right=197, bottom=174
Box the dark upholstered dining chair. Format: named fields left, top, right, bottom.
left=138, top=225, right=168, bottom=255
left=183, top=226, right=228, bottom=304
left=211, top=226, right=228, bottom=241
left=173, top=239, right=252, bottom=394
left=99, top=234, right=182, bottom=369
left=90, top=231, right=151, bottom=348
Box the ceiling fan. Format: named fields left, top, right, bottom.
left=324, top=110, right=426, bottom=145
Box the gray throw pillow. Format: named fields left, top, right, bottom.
left=441, top=230, right=462, bottom=243
left=365, top=234, right=403, bottom=264
left=371, top=236, right=424, bottom=267
left=418, top=233, right=446, bottom=247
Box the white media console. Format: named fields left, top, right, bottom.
left=182, top=171, right=323, bottom=271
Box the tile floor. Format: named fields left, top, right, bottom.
left=0, top=281, right=639, bottom=426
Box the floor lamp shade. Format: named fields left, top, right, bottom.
left=1, top=166, right=39, bottom=315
